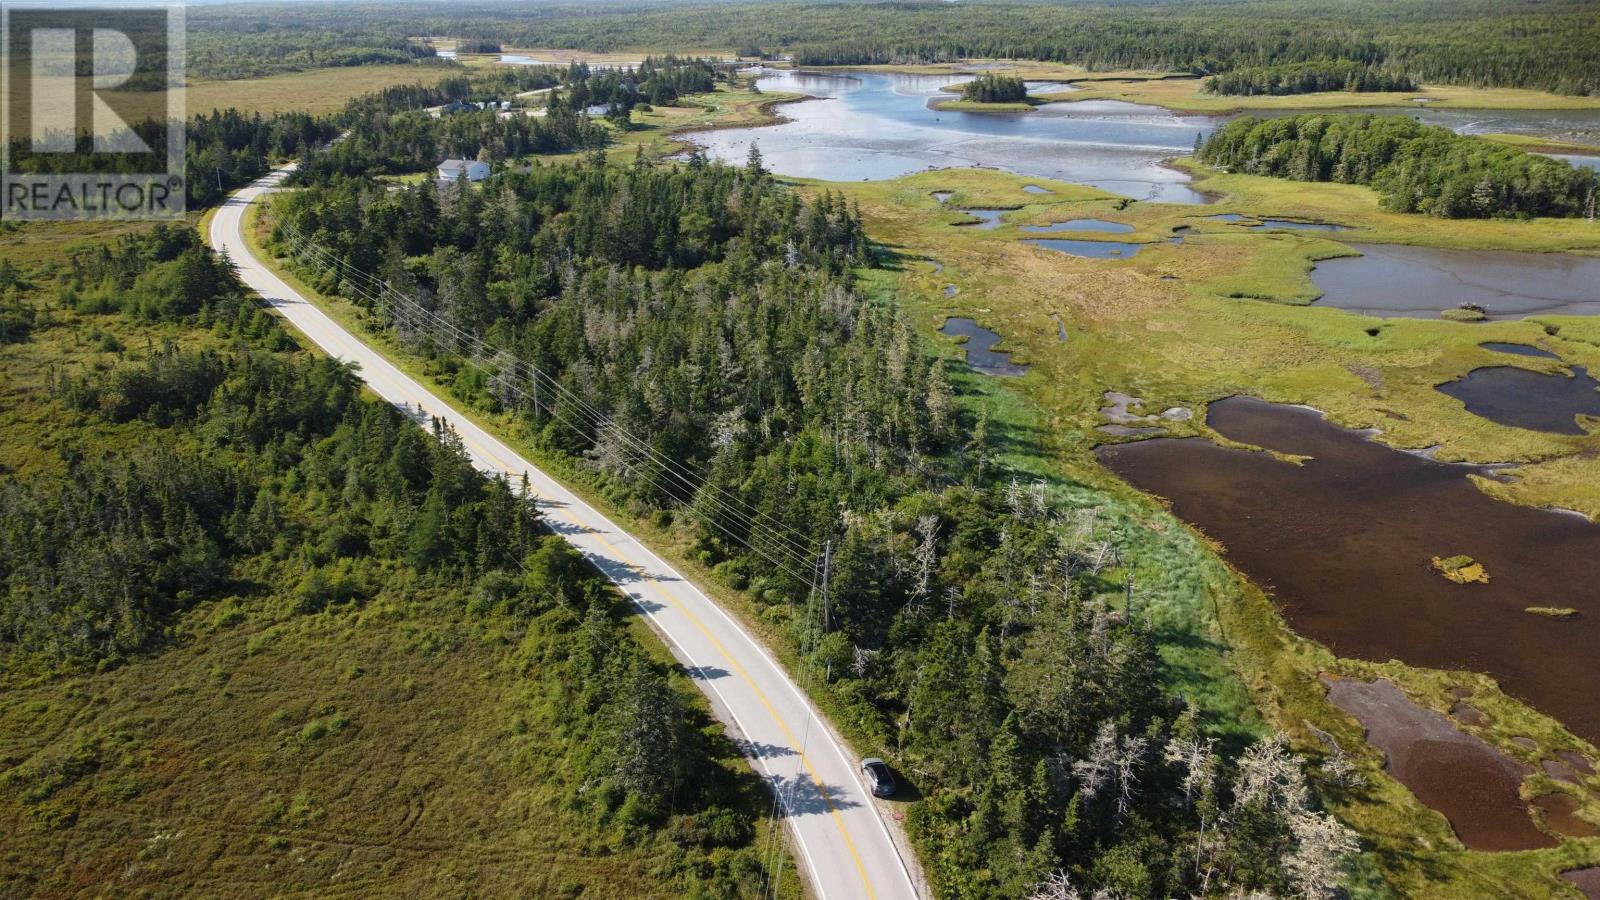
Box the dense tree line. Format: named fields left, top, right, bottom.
left=961, top=75, right=1029, bottom=103
left=287, top=59, right=726, bottom=179
left=186, top=109, right=341, bottom=207
left=1204, top=60, right=1418, bottom=96
left=567, top=56, right=724, bottom=118
left=5, top=109, right=337, bottom=209
left=269, top=148, right=1359, bottom=897
left=188, top=0, right=1600, bottom=94
left=1200, top=114, right=1600, bottom=218
left=291, top=93, right=607, bottom=181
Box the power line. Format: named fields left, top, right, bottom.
left=275, top=230, right=824, bottom=569
left=272, top=224, right=831, bottom=590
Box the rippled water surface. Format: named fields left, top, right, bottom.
left=1310, top=243, right=1600, bottom=319
left=691, top=70, right=1217, bottom=203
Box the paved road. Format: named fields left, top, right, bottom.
left=210, top=170, right=923, bottom=900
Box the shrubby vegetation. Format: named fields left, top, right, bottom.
left=3, top=226, right=540, bottom=664
left=1199, top=114, right=1600, bottom=218
left=960, top=75, right=1029, bottom=104
left=270, top=137, right=1358, bottom=895
left=0, top=222, right=787, bottom=895
left=1204, top=60, right=1418, bottom=96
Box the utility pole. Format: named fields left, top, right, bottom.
left=820, top=539, right=832, bottom=634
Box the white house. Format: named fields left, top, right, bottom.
left=437, top=159, right=490, bottom=182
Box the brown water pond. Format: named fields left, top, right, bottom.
left=1324, top=677, right=1553, bottom=851
left=1534, top=792, right=1599, bottom=838
left=1566, top=867, right=1600, bottom=900
left=1436, top=365, right=1600, bottom=435
left=1096, top=397, right=1600, bottom=742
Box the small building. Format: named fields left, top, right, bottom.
left=437, top=159, right=490, bottom=182
left=439, top=99, right=476, bottom=116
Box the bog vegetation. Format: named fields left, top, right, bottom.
left=1199, top=114, right=1600, bottom=218
left=0, top=223, right=792, bottom=896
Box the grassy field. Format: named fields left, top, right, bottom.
left=802, top=163, right=1600, bottom=524
left=1479, top=133, right=1600, bottom=154
left=927, top=98, right=1041, bottom=112
left=0, top=220, right=800, bottom=899
left=185, top=63, right=462, bottom=117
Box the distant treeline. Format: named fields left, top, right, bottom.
left=960, top=74, right=1028, bottom=103
left=1200, top=114, right=1600, bottom=218
left=1204, top=60, right=1419, bottom=96
left=3, top=110, right=339, bottom=209
left=189, top=28, right=439, bottom=80
left=189, top=0, right=1600, bottom=94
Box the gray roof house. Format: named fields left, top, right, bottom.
left=437, top=158, right=490, bottom=182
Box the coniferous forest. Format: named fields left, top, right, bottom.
left=961, top=75, right=1029, bottom=104
left=185, top=0, right=1600, bottom=95
left=1200, top=114, right=1600, bottom=218
left=263, top=136, right=1361, bottom=897
left=1203, top=60, right=1419, bottom=96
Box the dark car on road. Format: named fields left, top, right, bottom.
left=861, top=757, right=896, bottom=798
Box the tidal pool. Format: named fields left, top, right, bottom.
left=1246, top=219, right=1349, bottom=232
left=940, top=317, right=1029, bottom=377
left=1310, top=243, right=1600, bottom=319
left=691, top=70, right=1216, bottom=203
left=1436, top=366, right=1600, bottom=434
left=1095, top=396, right=1600, bottom=743
left=954, top=208, right=1009, bottom=230
left=1025, top=238, right=1144, bottom=259
left=1020, top=218, right=1134, bottom=234
left=1324, top=677, right=1554, bottom=851
left=1480, top=342, right=1559, bottom=359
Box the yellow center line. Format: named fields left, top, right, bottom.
left=454, top=428, right=879, bottom=899
left=231, top=180, right=892, bottom=896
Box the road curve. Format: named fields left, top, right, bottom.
left=210, top=170, right=923, bottom=900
